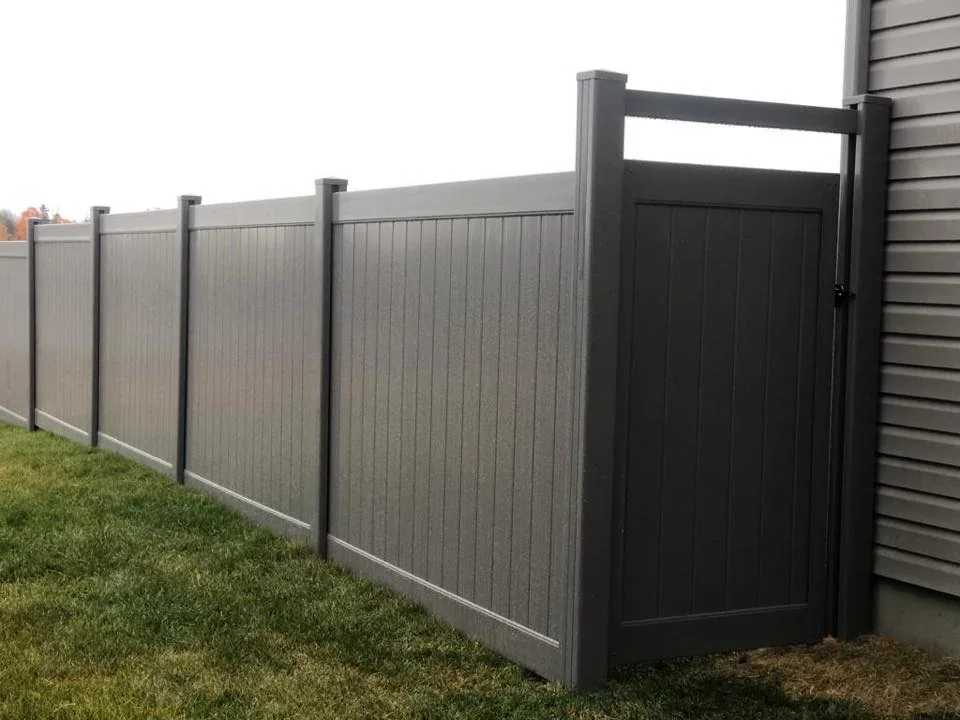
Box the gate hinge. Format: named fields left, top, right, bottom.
left=834, top=283, right=856, bottom=308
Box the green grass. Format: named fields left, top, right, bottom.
left=0, top=424, right=958, bottom=719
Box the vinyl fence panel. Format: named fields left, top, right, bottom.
left=34, top=222, right=93, bottom=443
left=184, top=198, right=321, bottom=543
left=98, top=210, right=180, bottom=473
left=327, top=174, right=577, bottom=680
left=0, top=242, right=29, bottom=426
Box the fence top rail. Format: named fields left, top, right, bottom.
left=0, top=241, right=27, bottom=258
left=102, top=209, right=177, bottom=235
left=333, top=172, right=575, bottom=224
left=35, top=222, right=91, bottom=243
left=625, top=89, right=860, bottom=135
left=191, top=195, right=313, bottom=230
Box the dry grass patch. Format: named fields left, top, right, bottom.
left=725, top=636, right=960, bottom=718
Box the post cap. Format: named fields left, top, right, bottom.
left=178, top=195, right=202, bottom=206
left=576, top=70, right=628, bottom=83
left=90, top=206, right=110, bottom=215
left=316, top=178, right=348, bottom=190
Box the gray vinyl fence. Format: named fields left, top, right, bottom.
left=0, top=70, right=891, bottom=690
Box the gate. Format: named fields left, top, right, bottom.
left=609, top=160, right=840, bottom=663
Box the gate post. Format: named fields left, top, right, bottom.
left=314, top=177, right=348, bottom=557
left=89, top=206, right=109, bottom=447
left=175, top=195, right=202, bottom=485
left=836, top=94, right=892, bottom=639
left=563, top=70, right=627, bottom=690
left=25, top=217, right=47, bottom=432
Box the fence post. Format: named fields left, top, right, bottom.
left=314, top=177, right=348, bottom=557
left=89, top=206, right=110, bottom=447
left=175, top=195, right=202, bottom=485
left=564, top=70, right=627, bottom=690
left=836, top=94, right=891, bottom=639
left=25, top=217, right=46, bottom=432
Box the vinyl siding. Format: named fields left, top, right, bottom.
left=869, top=0, right=960, bottom=597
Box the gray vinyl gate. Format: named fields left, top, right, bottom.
left=609, top=161, right=841, bottom=663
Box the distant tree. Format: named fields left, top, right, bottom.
left=15, top=207, right=41, bottom=240
left=51, top=212, right=74, bottom=224
left=0, top=209, right=15, bottom=240
left=0, top=225, right=8, bottom=241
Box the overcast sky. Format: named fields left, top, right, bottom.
left=4, top=0, right=846, bottom=220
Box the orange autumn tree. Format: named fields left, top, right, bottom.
left=0, top=225, right=8, bottom=241
left=15, top=207, right=42, bottom=240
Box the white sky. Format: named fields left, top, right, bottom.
left=3, top=0, right=846, bottom=220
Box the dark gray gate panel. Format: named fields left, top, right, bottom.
left=611, top=161, right=839, bottom=664
left=98, top=211, right=179, bottom=474
left=328, top=174, right=576, bottom=680
left=185, top=199, right=320, bottom=543
left=0, top=242, right=29, bottom=426
left=34, top=222, right=93, bottom=443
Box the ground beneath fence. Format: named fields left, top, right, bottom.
left=0, top=423, right=957, bottom=720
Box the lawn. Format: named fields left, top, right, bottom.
left=0, top=424, right=958, bottom=719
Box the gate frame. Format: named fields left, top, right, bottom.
left=565, top=70, right=891, bottom=689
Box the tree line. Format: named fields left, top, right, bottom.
left=0, top=206, right=75, bottom=241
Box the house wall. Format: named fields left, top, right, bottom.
left=856, top=0, right=960, bottom=649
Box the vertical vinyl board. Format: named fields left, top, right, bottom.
left=361, top=224, right=379, bottom=551
left=398, top=222, right=422, bottom=571
left=429, top=220, right=452, bottom=586
left=348, top=224, right=368, bottom=546
left=385, top=223, right=406, bottom=566
left=475, top=217, right=503, bottom=608
left=657, top=207, right=707, bottom=618
left=253, top=228, right=267, bottom=510
left=510, top=216, right=541, bottom=626
left=530, top=216, right=562, bottom=635
left=758, top=213, right=805, bottom=607
left=373, top=223, right=392, bottom=559
left=280, top=229, right=295, bottom=519
left=261, top=229, right=277, bottom=514
left=329, top=225, right=349, bottom=538
left=301, top=224, right=323, bottom=528
left=443, top=219, right=468, bottom=591
left=493, top=217, right=522, bottom=618
left=790, top=216, right=822, bottom=604
left=549, top=215, right=577, bottom=640
left=621, top=205, right=673, bottom=620
left=458, top=218, right=485, bottom=599
left=690, top=209, right=741, bottom=613
left=413, top=222, right=436, bottom=577
left=725, top=211, right=774, bottom=611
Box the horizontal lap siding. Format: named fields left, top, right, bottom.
left=329, top=213, right=576, bottom=642
left=99, top=231, right=179, bottom=468
left=34, top=226, right=93, bottom=438
left=869, top=0, right=960, bottom=596
left=186, top=224, right=320, bottom=540
left=0, top=248, right=29, bottom=423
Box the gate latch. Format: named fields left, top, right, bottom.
left=834, top=283, right=856, bottom=308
